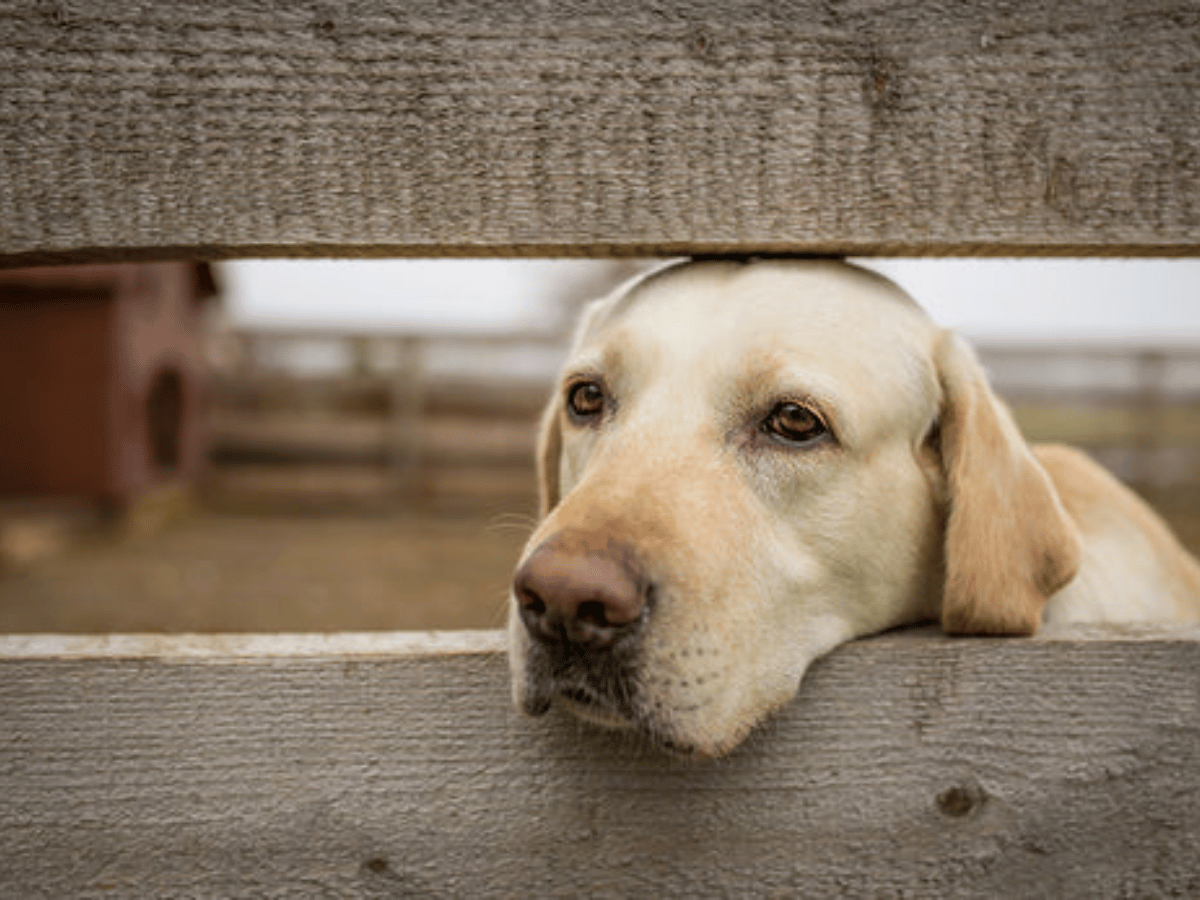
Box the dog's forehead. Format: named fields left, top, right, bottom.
left=574, top=260, right=935, bottom=380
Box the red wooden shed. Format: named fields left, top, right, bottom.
left=0, top=262, right=215, bottom=507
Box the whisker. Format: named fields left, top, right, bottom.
left=485, top=512, right=539, bottom=536
left=489, top=590, right=512, bottom=627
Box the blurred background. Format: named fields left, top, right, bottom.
left=0, top=258, right=1197, bottom=633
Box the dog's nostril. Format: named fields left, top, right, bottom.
left=575, top=600, right=609, bottom=628
left=520, top=590, right=547, bottom=616
left=517, top=587, right=555, bottom=640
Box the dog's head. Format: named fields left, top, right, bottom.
left=508, top=259, right=1080, bottom=757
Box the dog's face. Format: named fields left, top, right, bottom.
left=508, top=259, right=1080, bottom=757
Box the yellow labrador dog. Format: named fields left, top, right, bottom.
left=508, top=258, right=1200, bottom=757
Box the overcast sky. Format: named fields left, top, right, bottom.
left=220, top=258, right=1200, bottom=346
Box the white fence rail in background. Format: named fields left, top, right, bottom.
left=205, top=328, right=564, bottom=509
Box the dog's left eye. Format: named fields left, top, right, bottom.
left=763, top=401, right=828, bottom=445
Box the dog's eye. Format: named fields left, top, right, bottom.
left=566, top=380, right=606, bottom=422
left=763, top=401, right=827, bottom=445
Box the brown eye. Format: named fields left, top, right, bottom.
left=764, top=401, right=827, bottom=445
left=566, top=380, right=606, bottom=422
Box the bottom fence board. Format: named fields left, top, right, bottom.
left=1, top=626, right=1199, bottom=897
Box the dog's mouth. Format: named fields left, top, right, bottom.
left=519, top=644, right=720, bottom=756
left=556, top=686, right=637, bottom=731
left=520, top=641, right=641, bottom=726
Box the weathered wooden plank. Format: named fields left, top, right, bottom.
left=2, top=626, right=1198, bottom=896
left=2, top=1, right=1199, bottom=264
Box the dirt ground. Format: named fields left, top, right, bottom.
left=0, top=508, right=533, bottom=633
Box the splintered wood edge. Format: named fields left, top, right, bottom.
left=0, top=624, right=1196, bottom=660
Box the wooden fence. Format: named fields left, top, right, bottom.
left=4, top=627, right=1200, bottom=897
left=204, top=328, right=558, bottom=511
left=2, top=1, right=1199, bottom=894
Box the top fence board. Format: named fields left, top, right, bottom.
left=2, top=0, right=1199, bottom=264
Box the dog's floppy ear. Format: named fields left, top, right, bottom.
left=535, top=399, right=563, bottom=519
left=934, top=331, right=1081, bottom=635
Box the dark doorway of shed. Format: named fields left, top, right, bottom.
left=146, top=366, right=184, bottom=476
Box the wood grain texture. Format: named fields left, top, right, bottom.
left=2, top=625, right=1199, bottom=896
left=2, top=1, right=1199, bottom=264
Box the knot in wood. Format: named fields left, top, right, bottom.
left=688, top=27, right=718, bottom=61
left=363, top=856, right=390, bottom=875
left=936, top=778, right=987, bottom=818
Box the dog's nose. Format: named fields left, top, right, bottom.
left=513, top=533, right=649, bottom=651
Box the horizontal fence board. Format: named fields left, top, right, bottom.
left=2, top=1, right=1199, bottom=264
left=2, top=626, right=1199, bottom=896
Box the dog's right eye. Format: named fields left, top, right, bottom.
left=566, top=380, right=606, bottom=423
left=762, top=401, right=828, bottom=446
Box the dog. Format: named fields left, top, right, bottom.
left=507, top=258, right=1200, bottom=758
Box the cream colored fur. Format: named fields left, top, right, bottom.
left=508, top=258, right=1200, bottom=757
